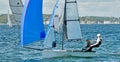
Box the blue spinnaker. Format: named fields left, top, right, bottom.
left=21, top=0, right=45, bottom=46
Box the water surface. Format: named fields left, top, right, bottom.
left=0, top=24, right=120, bottom=62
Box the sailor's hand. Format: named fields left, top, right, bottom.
left=90, top=45, right=93, bottom=47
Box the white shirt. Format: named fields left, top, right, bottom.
left=91, top=37, right=101, bottom=47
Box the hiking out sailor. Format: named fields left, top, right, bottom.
left=82, top=39, right=92, bottom=52
left=82, top=34, right=102, bottom=52
left=90, top=34, right=102, bottom=47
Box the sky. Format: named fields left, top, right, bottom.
left=0, top=0, right=120, bottom=17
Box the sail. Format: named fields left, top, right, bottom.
left=21, top=0, right=45, bottom=46
left=43, top=28, right=55, bottom=48
left=7, top=10, right=12, bottom=27
left=67, top=21, right=82, bottom=40
left=9, top=0, right=23, bottom=25
left=64, top=0, right=82, bottom=40
left=43, top=0, right=60, bottom=48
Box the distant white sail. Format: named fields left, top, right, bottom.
left=9, top=0, right=24, bottom=25
left=7, top=10, right=12, bottom=27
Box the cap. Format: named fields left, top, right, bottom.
left=97, top=34, right=101, bottom=37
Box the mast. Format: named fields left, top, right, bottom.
left=61, top=0, right=66, bottom=50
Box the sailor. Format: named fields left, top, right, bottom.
left=90, top=34, right=102, bottom=47
left=82, top=39, right=92, bottom=52
left=52, top=41, right=56, bottom=48
left=82, top=34, right=102, bottom=52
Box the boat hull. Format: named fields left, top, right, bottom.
left=41, top=50, right=96, bottom=58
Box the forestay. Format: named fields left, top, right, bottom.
left=21, top=0, right=45, bottom=46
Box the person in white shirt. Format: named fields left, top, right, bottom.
left=90, top=34, right=102, bottom=47
left=82, top=34, right=102, bottom=52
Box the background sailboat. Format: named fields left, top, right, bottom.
left=9, top=0, right=23, bottom=25
left=7, top=10, right=12, bottom=27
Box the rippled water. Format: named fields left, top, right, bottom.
left=0, top=24, right=120, bottom=62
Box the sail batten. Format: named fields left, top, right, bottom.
left=21, top=0, right=45, bottom=46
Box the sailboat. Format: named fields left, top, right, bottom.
left=9, top=0, right=24, bottom=25
left=21, top=0, right=96, bottom=58
left=7, top=10, right=12, bottom=27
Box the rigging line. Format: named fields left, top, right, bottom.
left=49, top=0, right=60, bottom=26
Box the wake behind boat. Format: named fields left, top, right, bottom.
left=18, top=0, right=97, bottom=58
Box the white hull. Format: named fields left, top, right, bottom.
left=41, top=50, right=96, bottom=58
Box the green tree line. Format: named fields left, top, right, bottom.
left=0, top=14, right=14, bottom=24
left=80, top=16, right=120, bottom=23
left=0, top=14, right=120, bottom=24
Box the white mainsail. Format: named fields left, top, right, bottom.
left=9, top=0, right=24, bottom=25
left=43, top=0, right=82, bottom=48
left=7, top=10, right=12, bottom=27
left=65, top=0, right=82, bottom=40
left=43, top=27, right=55, bottom=48
left=43, top=0, right=61, bottom=48
left=67, top=21, right=82, bottom=40
left=41, top=0, right=95, bottom=59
